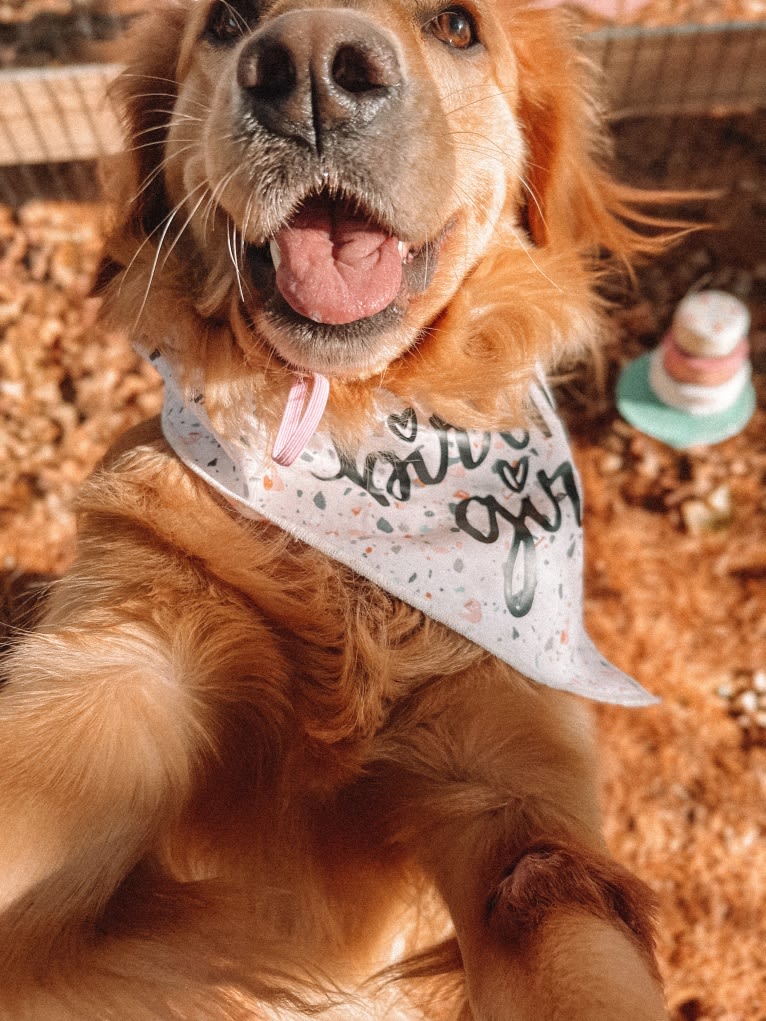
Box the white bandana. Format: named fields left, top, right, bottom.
left=153, top=353, right=655, bottom=706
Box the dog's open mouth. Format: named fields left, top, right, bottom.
left=245, top=192, right=448, bottom=331
left=269, top=194, right=406, bottom=326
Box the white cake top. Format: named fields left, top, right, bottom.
left=673, top=290, right=751, bottom=357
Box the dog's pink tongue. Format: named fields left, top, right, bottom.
left=273, top=201, right=402, bottom=325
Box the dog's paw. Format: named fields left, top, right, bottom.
left=486, top=840, right=657, bottom=960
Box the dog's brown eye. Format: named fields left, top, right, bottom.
left=205, top=1, right=246, bottom=45
left=428, top=9, right=478, bottom=50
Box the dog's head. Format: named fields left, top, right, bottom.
left=99, top=0, right=660, bottom=434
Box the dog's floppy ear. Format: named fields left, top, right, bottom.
left=94, top=4, right=187, bottom=292
left=512, top=8, right=660, bottom=263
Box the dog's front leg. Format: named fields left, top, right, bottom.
left=382, top=663, right=668, bottom=1021
left=0, top=611, right=204, bottom=964
left=0, top=559, right=284, bottom=1015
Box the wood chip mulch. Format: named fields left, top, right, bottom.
left=559, top=301, right=765, bottom=1021
left=0, top=200, right=162, bottom=573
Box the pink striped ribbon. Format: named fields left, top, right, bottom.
left=272, top=373, right=330, bottom=466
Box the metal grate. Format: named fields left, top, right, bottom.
left=0, top=2, right=132, bottom=204
left=0, top=62, right=121, bottom=204
left=0, top=63, right=122, bottom=165
left=587, top=20, right=766, bottom=119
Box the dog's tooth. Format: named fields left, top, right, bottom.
left=398, top=240, right=408, bottom=262
left=269, top=240, right=282, bottom=270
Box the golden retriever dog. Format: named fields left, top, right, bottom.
left=0, top=2, right=674, bottom=1018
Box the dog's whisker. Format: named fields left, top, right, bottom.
left=127, top=180, right=209, bottom=324
left=239, top=193, right=256, bottom=271
left=198, top=176, right=225, bottom=239
left=227, top=219, right=246, bottom=303
left=519, top=174, right=550, bottom=238
left=119, top=74, right=183, bottom=87
left=218, top=0, right=251, bottom=33
left=122, top=129, right=173, bottom=151
left=127, top=207, right=183, bottom=326
left=199, top=165, right=240, bottom=240
left=123, top=137, right=198, bottom=159
left=199, top=191, right=219, bottom=242
left=156, top=186, right=211, bottom=274
left=509, top=221, right=566, bottom=295
left=199, top=166, right=230, bottom=225
left=232, top=175, right=261, bottom=266
left=126, top=93, right=206, bottom=111
left=443, top=83, right=519, bottom=117
left=449, top=130, right=516, bottom=164
left=121, top=112, right=204, bottom=150
left=129, top=218, right=183, bottom=323
left=118, top=79, right=212, bottom=112
left=119, top=164, right=222, bottom=318
left=129, top=154, right=195, bottom=209
left=137, top=109, right=204, bottom=128
left=117, top=212, right=176, bottom=301
left=127, top=143, right=200, bottom=206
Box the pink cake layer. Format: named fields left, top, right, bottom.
left=649, top=349, right=751, bottom=416
left=662, top=332, right=750, bottom=386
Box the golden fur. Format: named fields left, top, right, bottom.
left=1, top=2, right=673, bottom=1018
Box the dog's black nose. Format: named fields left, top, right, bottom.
left=237, top=10, right=403, bottom=148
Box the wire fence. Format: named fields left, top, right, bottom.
left=0, top=1, right=133, bottom=203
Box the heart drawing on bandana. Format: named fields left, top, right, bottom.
left=496, top=456, right=529, bottom=493
left=387, top=408, right=418, bottom=443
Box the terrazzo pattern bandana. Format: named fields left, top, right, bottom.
left=154, top=353, right=656, bottom=706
